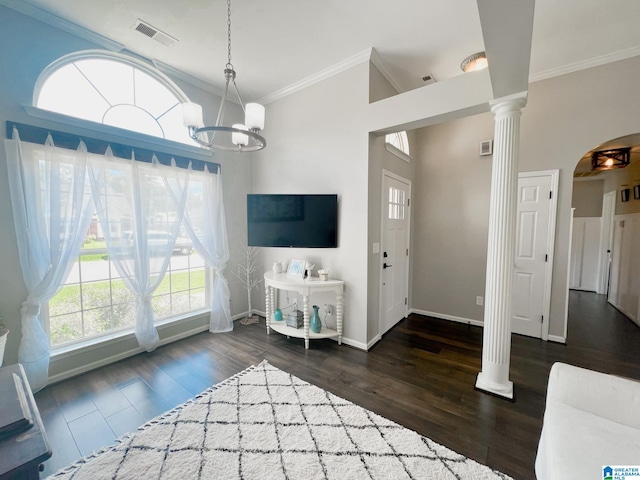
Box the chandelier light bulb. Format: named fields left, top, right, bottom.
left=232, top=124, right=249, bottom=146
left=245, top=103, right=265, bottom=131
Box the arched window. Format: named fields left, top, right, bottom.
left=385, top=131, right=411, bottom=162
left=34, top=50, right=195, bottom=146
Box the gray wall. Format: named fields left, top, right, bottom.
left=412, top=113, right=493, bottom=322
left=572, top=180, right=604, bottom=217
left=0, top=6, right=252, bottom=378
left=410, top=55, right=640, bottom=339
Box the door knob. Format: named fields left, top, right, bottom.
left=383, top=263, right=392, bottom=269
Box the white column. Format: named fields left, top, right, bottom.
left=475, top=92, right=527, bottom=400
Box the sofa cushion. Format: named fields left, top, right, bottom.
left=536, top=402, right=640, bottom=479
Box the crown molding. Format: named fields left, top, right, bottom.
left=370, top=47, right=407, bottom=94
left=0, top=0, right=124, bottom=52
left=258, top=48, right=373, bottom=105
left=529, top=45, right=640, bottom=83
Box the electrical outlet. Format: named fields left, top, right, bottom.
left=324, top=303, right=333, bottom=315
left=476, top=296, right=483, bottom=306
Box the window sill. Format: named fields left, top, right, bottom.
left=22, top=106, right=214, bottom=162
left=50, top=309, right=210, bottom=361
left=385, top=142, right=412, bottom=163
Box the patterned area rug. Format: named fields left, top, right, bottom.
left=48, top=361, right=512, bottom=479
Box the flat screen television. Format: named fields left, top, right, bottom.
left=247, top=194, right=338, bottom=248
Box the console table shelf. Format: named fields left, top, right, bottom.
left=264, top=271, right=344, bottom=349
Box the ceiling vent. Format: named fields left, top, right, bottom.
left=132, top=19, right=178, bottom=47
left=421, top=74, right=437, bottom=85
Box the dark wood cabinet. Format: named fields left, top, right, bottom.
left=0, top=364, right=52, bottom=480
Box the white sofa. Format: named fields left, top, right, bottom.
left=535, top=362, right=640, bottom=479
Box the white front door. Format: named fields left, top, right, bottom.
left=512, top=171, right=558, bottom=339
left=380, top=171, right=411, bottom=335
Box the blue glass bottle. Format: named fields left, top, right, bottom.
left=310, top=305, right=322, bottom=333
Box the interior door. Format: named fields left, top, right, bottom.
left=512, top=171, right=557, bottom=338
left=380, top=172, right=410, bottom=335
left=598, top=191, right=616, bottom=294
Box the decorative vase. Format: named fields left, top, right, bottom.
left=310, top=305, right=322, bottom=333
left=272, top=262, right=282, bottom=274
left=274, top=308, right=283, bottom=321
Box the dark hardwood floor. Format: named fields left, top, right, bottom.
left=35, top=290, right=640, bottom=479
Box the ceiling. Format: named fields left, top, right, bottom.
left=7, top=0, right=640, bottom=104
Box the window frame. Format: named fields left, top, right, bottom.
left=33, top=49, right=197, bottom=148
left=385, top=131, right=412, bottom=163
left=22, top=50, right=221, bottom=351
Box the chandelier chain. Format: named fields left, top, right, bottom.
left=227, top=0, right=232, bottom=68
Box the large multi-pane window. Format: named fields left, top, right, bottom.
left=36, top=51, right=197, bottom=146
left=36, top=52, right=209, bottom=348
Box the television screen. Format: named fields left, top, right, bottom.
left=247, top=194, right=338, bottom=248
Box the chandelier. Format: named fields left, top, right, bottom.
left=591, top=148, right=630, bottom=171
left=182, top=0, right=266, bottom=152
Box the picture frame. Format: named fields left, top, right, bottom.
left=634, top=185, right=640, bottom=200
left=479, top=140, right=493, bottom=156
left=286, top=259, right=306, bottom=278
left=621, top=188, right=630, bottom=203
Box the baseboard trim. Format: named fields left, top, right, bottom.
left=48, top=323, right=211, bottom=385
left=410, top=309, right=484, bottom=328
left=547, top=335, right=566, bottom=344
left=366, top=334, right=381, bottom=350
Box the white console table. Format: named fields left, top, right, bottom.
left=264, top=271, right=344, bottom=349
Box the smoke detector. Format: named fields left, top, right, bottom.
left=132, top=19, right=178, bottom=47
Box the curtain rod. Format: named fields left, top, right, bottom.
left=5, top=121, right=220, bottom=174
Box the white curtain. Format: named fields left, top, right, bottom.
left=5, top=129, right=230, bottom=390
left=166, top=165, right=232, bottom=332
left=5, top=130, right=94, bottom=392
left=87, top=151, right=190, bottom=351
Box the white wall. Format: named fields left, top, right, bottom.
left=250, top=62, right=371, bottom=348
left=0, top=6, right=252, bottom=377
left=367, top=64, right=415, bottom=345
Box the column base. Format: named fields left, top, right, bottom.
left=475, top=372, right=515, bottom=401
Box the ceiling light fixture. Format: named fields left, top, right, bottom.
left=182, top=0, right=265, bottom=152
left=460, top=51, right=488, bottom=73
left=591, top=148, right=631, bottom=171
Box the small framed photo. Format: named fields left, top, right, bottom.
left=634, top=185, right=640, bottom=200
left=286, top=259, right=306, bottom=277
left=479, top=140, right=493, bottom=156
left=621, top=188, right=630, bottom=203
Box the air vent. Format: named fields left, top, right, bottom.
left=421, top=73, right=437, bottom=85
left=132, top=19, right=178, bottom=47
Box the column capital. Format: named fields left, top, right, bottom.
left=490, top=91, right=528, bottom=116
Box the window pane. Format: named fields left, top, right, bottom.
left=134, top=68, right=180, bottom=118
left=38, top=64, right=109, bottom=123
left=36, top=54, right=197, bottom=147
left=82, top=281, right=112, bottom=310
left=75, top=59, right=134, bottom=106
left=50, top=313, right=82, bottom=345
left=103, top=104, right=164, bottom=137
